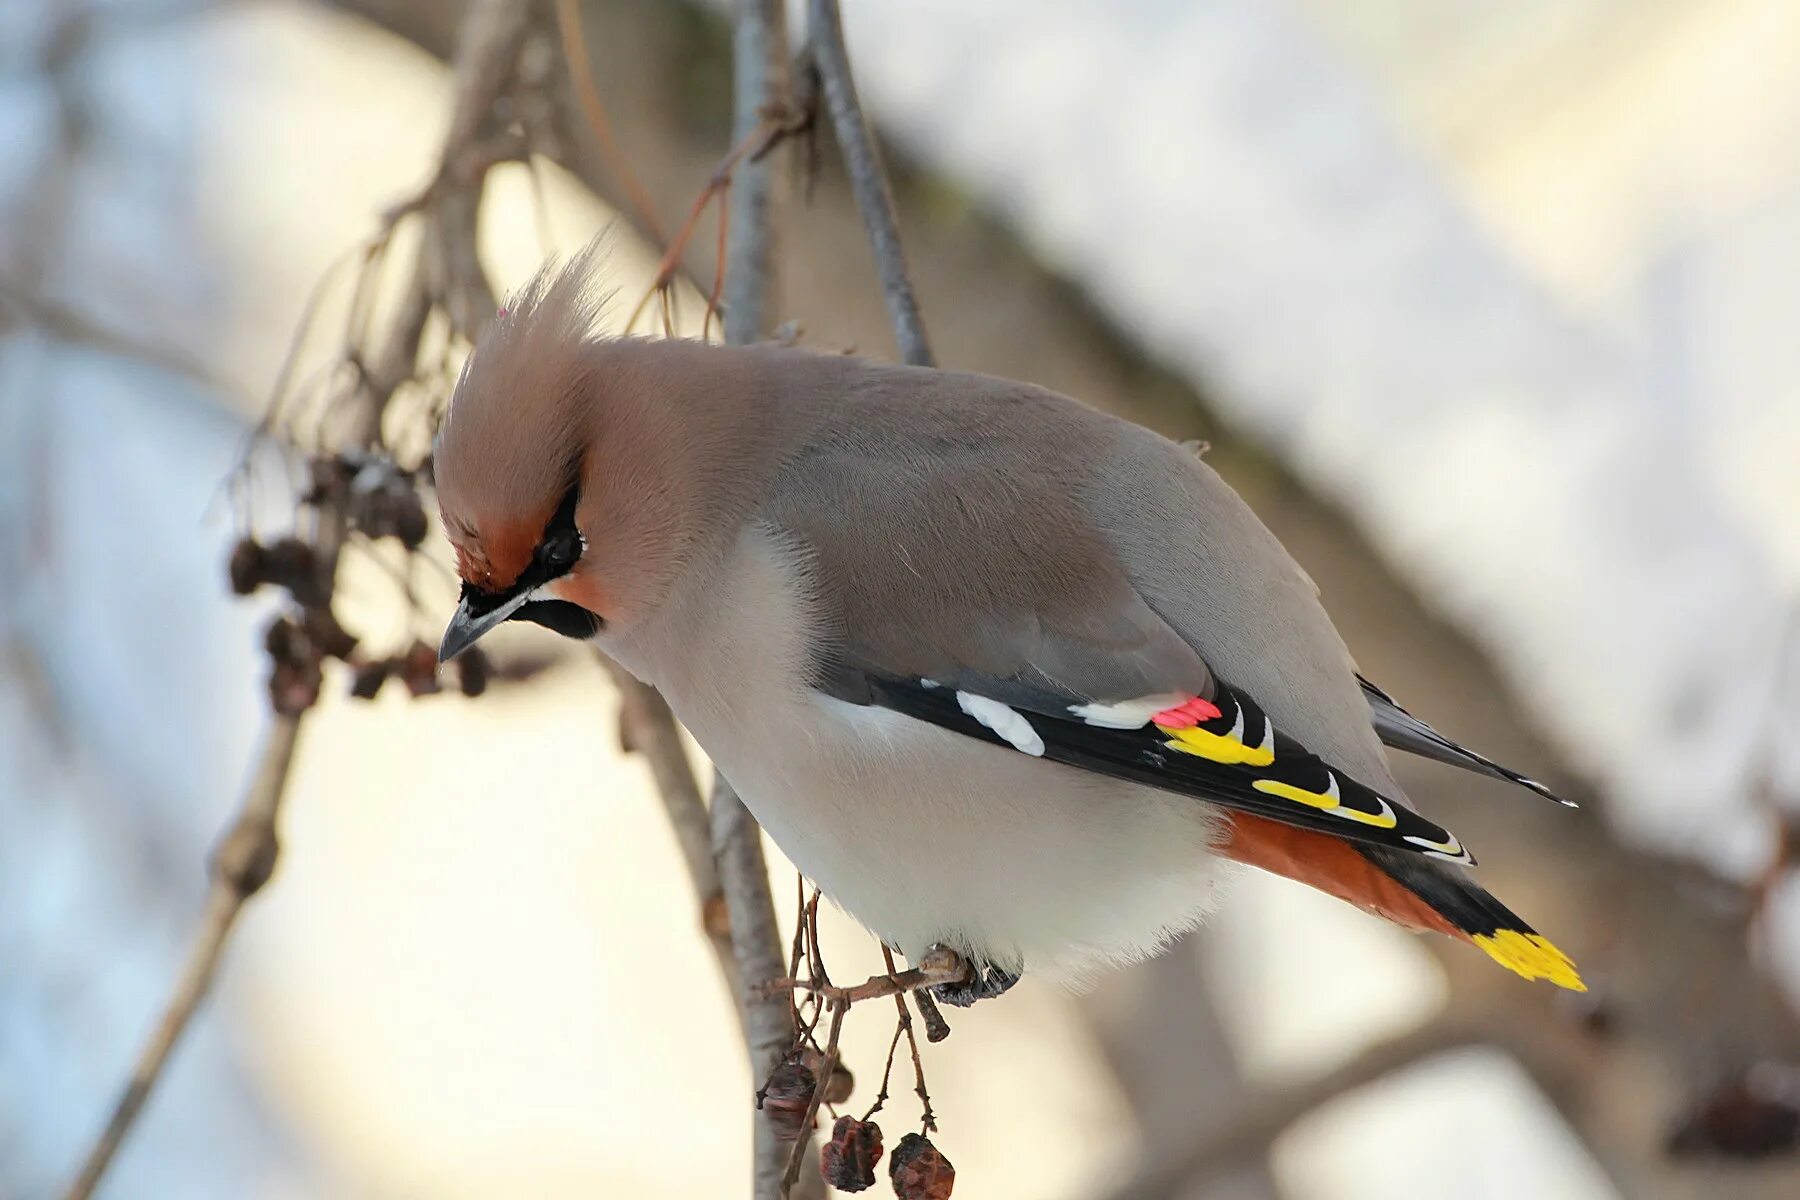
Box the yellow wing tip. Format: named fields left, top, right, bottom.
left=1472, top=930, right=1587, bottom=992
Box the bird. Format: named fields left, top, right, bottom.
left=434, top=252, right=1584, bottom=999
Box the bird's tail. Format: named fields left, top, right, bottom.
left=1219, top=812, right=1585, bottom=991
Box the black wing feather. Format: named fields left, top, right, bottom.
left=1357, top=675, right=1573, bottom=807
left=861, top=675, right=1477, bottom=866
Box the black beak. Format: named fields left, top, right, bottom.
left=438, top=587, right=532, bottom=663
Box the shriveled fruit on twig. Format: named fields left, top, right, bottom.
left=820, top=1115, right=883, bottom=1192
left=889, top=1132, right=953, bottom=1199
left=761, top=1059, right=817, bottom=1142
left=302, top=606, right=359, bottom=660
left=802, top=1048, right=855, bottom=1105
left=456, top=646, right=490, bottom=697
left=228, top=537, right=266, bottom=595
left=349, top=467, right=429, bottom=549
left=348, top=658, right=392, bottom=700
left=1668, top=1066, right=1800, bottom=1159
left=399, top=640, right=442, bottom=697
left=303, top=453, right=355, bottom=506
left=264, top=617, right=324, bottom=716
left=261, top=536, right=327, bottom=606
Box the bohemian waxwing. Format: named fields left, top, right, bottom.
left=435, top=252, right=1583, bottom=997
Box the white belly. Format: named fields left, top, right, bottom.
left=600, top=527, right=1237, bottom=986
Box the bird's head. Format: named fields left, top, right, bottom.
left=432, top=254, right=611, bottom=662
left=434, top=248, right=718, bottom=664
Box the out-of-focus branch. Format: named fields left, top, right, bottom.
left=805, top=0, right=932, bottom=368
left=1080, top=940, right=1283, bottom=1200
left=550, top=0, right=664, bottom=241
left=600, top=657, right=743, bottom=1019
left=715, top=775, right=808, bottom=1200
left=58, top=5, right=533, bottom=1197
left=713, top=5, right=805, bottom=1199
left=723, top=0, right=788, bottom=345
left=63, top=719, right=302, bottom=1200
left=0, top=284, right=226, bottom=393
left=1099, top=1015, right=1480, bottom=1200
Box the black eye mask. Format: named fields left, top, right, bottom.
left=452, top=485, right=602, bottom=646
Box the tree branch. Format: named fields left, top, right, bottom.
left=1100, top=1016, right=1480, bottom=1200
left=711, top=5, right=808, bottom=1198
left=805, top=0, right=933, bottom=368
left=59, top=4, right=534, bottom=1196
left=63, top=718, right=302, bottom=1200
left=723, top=0, right=789, bottom=345
left=600, top=657, right=744, bottom=1020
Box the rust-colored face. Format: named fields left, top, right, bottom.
left=437, top=485, right=602, bottom=662
left=444, top=510, right=544, bottom=596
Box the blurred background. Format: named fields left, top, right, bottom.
left=3, top=0, right=1799, bottom=1197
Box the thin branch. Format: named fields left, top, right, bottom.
left=882, top=945, right=936, bottom=1132
left=724, top=0, right=790, bottom=345
left=805, top=0, right=933, bottom=367
left=0, top=281, right=227, bottom=393
left=759, top=947, right=970, bottom=1006
left=550, top=0, right=666, bottom=242
left=706, top=3, right=809, bottom=1198
left=599, top=655, right=743, bottom=1020
left=63, top=718, right=302, bottom=1200
left=781, top=999, right=848, bottom=1194
left=58, top=5, right=534, bottom=1197
left=714, top=774, right=807, bottom=1200
left=1099, top=1015, right=1479, bottom=1200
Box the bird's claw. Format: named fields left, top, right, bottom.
left=929, top=961, right=1018, bottom=1008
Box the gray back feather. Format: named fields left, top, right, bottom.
left=745, top=349, right=1398, bottom=793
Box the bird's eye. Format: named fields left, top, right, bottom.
left=540, top=529, right=580, bottom=569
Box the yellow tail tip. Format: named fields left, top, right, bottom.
left=1472, top=930, right=1586, bottom=992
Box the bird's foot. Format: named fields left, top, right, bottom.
left=926, top=948, right=1018, bottom=1008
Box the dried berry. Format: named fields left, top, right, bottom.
left=889, top=1133, right=954, bottom=1199
left=348, top=658, right=392, bottom=700
left=761, top=1059, right=816, bottom=1142
left=302, top=606, right=359, bottom=660
left=390, top=488, right=428, bottom=549
left=456, top=646, right=490, bottom=697
left=304, top=454, right=354, bottom=506
left=820, top=1115, right=883, bottom=1192
left=801, top=1049, right=854, bottom=1105
left=264, top=616, right=312, bottom=665
left=227, top=537, right=266, bottom=595
left=261, top=537, right=326, bottom=606
left=399, top=640, right=441, bottom=697
left=269, top=655, right=323, bottom=716
left=1669, top=1067, right=1800, bottom=1159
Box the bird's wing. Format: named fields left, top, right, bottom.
left=841, top=662, right=1477, bottom=866
left=1356, top=675, right=1573, bottom=806
left=758, top=377, right=1475, bottom=866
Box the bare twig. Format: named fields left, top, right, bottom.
left=59, top=5, right=534, bottom=1197
left=805, top=0, right=933, bottom=367
left=759, top=946, right=971, bottom=1006
left=599, top=656, right=744, bottom=1020
left=621, top=103, right=812, bottom=337
left=550, top=0, right=665, bottom=242
left=714, top=774, right=808, bottom=1200
left=0, top=281, right=226, bottom=393
left=724, top=0, right=791, bottom=345
left=699, top=3, right=815, bottom=1198
left=63, top=718, right=302, bottom=1200
left=882, top=945, right=937, bottom=1132
left=781, top=998, right=848, bottom=1194
left=1100, top=1015, right=1479, bottom=1200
